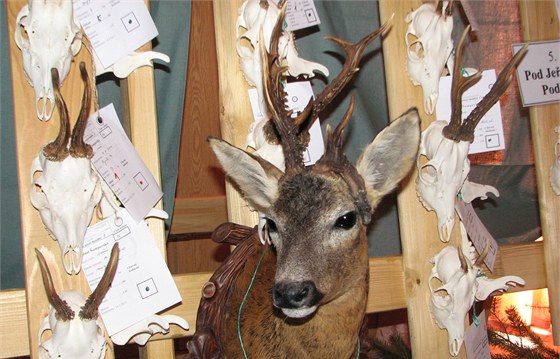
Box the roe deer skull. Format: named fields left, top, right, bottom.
left=30, top=63, right=117, bottom=274
left=15, top=0, right=82, bottom=121
left=416, top=27, right=528, bottom=242
left=405, top=0, right=454, bottom=115
left=36, top=244, right=119, bottom=359
left=429, top=224, right=524, bottom=356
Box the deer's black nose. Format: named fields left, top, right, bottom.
left=273, top=281, right=323, bottom=309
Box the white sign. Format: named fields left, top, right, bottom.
left=464, top=311, right=491, bottom=359
left=513, top=40, right=560, bottom=107
left=437, top=70, right=506, bottom=154
left=270, top=0, right=320, bottom=31
left=73, top=0, right=159, bottom=68
left=248, top=81, right=325, bottom=165
left=84, top=104, right=163, bottom=223
left=83, top=209, right=181, bottom=336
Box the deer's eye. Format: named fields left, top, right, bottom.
left=266, top=218, right=278, bottom=233
left=334, top=212, right=357, bottom=230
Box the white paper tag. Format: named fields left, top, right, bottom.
left=82, top=208, right=181, bottom=336
left=73, top=0, right=159, bottom=68
left=270, top=0, right=320, bottom=31
left=455, top=200, right=498, bottom=272
left=84, top=104, right=163, bottom=223
left=248, top=81, right=325, bottom=165
left=464, top=311, right=492, bottom=359
left=436, top=70, right=506, bottom=154
left=513, top=40, right=560, bottom=107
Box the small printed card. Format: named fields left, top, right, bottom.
left=436, top=70, right=505, bottom=155
left=82, top=208, right=181, bottom=336
left=513, top=40, right=560, bottom=107
left=248, top=81, right=325, bottom=165
left=456, top=200, right=499, bottom=272
left=73, top=0, right=159, bottom=68
left=84, top=103, right=163, bottom=223
left=464, top=311, right=492, bottom=359
left=270, top=0, right=321, bottom=31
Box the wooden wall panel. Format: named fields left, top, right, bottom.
left=169, top=0, right=229, bottom=274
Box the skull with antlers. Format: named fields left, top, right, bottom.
left=36, top=243, right=119, bottom=359
left=429, top=225, right=525, bottom=356
left=30, top=62, right=117, bottom=274
left=416, top=27, right=528, bottom=242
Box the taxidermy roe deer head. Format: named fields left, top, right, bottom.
left=205, top=6, right=420, bottom=358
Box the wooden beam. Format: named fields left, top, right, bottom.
left=519, top=0, right=560, bottom=345
left=170, top=197, right=227, bottom=235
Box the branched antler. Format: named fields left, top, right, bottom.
left=442, top=26, right=528, bottom=143
left=261, top=3, right=392, bottom=174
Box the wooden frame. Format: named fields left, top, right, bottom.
left=1, top=1, right=558, bottom=358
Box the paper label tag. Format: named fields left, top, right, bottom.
left=270, top=0, right=320, bottom=31
left=464, top=311, right=492, bottom=359
left=437, top=70, right=505, bottom=154
left=455, top=200, right=498, bottom=272
left=513, top=40, right=560, bottom=107
left=248, top=81, right=325, bottom=165
left=73, top=0, right=159, bottom=68
left=84, top=104, right=162, bottom=223
left=82, top=208, right=181, bottom=336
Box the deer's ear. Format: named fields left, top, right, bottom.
left=356, top=108, right=421, bottom=208
left=209, top=137, right=283, bottom=211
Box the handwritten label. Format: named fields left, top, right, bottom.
left=83, top=209, right=181, bottom=336
left=464, top=311, right=492, bottom=359
left=455, top=200, right=498, bottom=272
left=437, top=70, right=505, bottom=154
left=247, top=81, right=324, bottom=165
left=513, top=40, right=560, bottom=106
left=84, top=104, right=162, bottom=223
left=270, top=0, right=321, bottom=31
left=73, top=0, right=159, bottom=68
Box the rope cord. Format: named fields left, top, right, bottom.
left=238, top=246, right=271, bottom=359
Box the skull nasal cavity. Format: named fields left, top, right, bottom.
left=273, top=281, right=322, bottom=309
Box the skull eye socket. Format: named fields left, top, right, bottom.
left=334, top=211, right=357, bottom=230
left=406, top=34, right=425, bottom=61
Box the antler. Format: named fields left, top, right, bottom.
left=261, top=2, right=391, bottom=174
left=69, top=62, right=94, bottom=159
left=35, top=248, right=75, bottom=321
left=79, top=243, right=119, bottom=320
left=442, top=26, right=528, bottom=143
left=42, top=68, right=71, bottom=161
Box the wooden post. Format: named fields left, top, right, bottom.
left=378, top=1, right=466, bottom=358
left=519, top=0, right=560, bottom=345
left=213, top=0, right=259, bottom=227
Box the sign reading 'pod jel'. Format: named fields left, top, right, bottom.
left=513, top=40, right=560, bottom=107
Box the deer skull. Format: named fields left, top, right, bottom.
left=416, top=27, right=527, bottom=242
left=236, top=0, right=329, bottom=167
left=15, top=0, right=82, bottom=121
left=36, top=244, right=119, bottom=359
left=429, top=225, right=525, bottom=356
left=550, top=126, right=560, bottom=195
left=405, top=0, right=454, bottom=115
left=30, top=63, right=117, bottom=274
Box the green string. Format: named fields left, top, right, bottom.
left=238, top=246, right=271, bottom=359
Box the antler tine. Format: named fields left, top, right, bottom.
left=42, top=68, right=71, bottom=162
left=311, top=15, right=393, bottom=123
left=436, top=0, right=454, bottom=17
left=79, top=243, right=119, bottom=320
left=442, top=26, right=482, bottom=142
left=69, top=62, right=94, bottom=159
left=474, top=240, right=491, bottom=268
left=457, top=44, right=528, bottom=142
left=457, top=245, right=469, bottom=273
left=35, top=248, right=75, bottom=321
